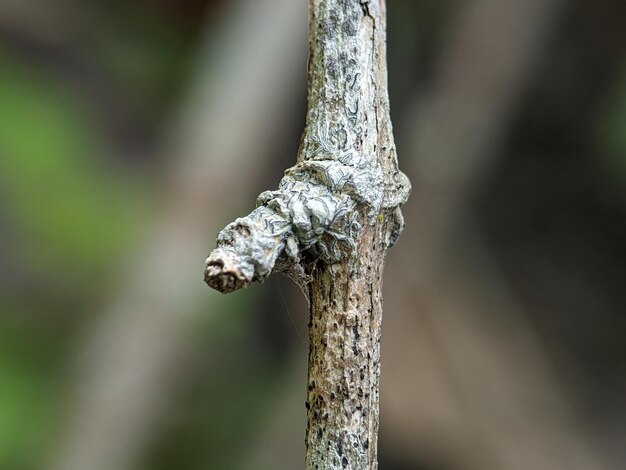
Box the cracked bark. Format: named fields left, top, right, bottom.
left=204, top=1, right=408, bottom=468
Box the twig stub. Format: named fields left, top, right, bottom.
left=204, top=155, right=409, bottom=293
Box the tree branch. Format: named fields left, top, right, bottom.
left=204, top=1, right=408, bottom=468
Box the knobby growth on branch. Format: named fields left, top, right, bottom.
left=204, top=0, right=409, bottom=468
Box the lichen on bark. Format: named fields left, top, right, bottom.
left=204, top=0, right=409, bottom=468
left=205, top=151, right=408, bottom=293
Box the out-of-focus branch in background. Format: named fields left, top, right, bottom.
left=382, top=0, right=607, bottom=469
left=46, top=1, right=307, bottom=469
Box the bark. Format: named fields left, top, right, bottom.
left=204, top=1, right=408, bottom=468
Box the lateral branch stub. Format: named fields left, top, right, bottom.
left=204, top=1, right=409, bottom=468
left=204, top=155, right=408, bottom=293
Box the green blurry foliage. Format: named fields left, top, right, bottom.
left=0, top=47, right=147, bottom=468
left=0, top=3, right=205, bottom=467
left=598, top=62, right=626, bottom=182
left=0, top=47, right=146, bottom=287
left=0, top=305, right=59, bottom=470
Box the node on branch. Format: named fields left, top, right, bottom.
left=204, top=1, right=409, bottom=468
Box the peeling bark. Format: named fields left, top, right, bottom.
left=204, top=1, right=408, bottom=468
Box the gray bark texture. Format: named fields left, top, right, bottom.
left=204, top=0, right=409, bottom=468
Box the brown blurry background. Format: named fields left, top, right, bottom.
left=0, top=0, right=624, bottom=469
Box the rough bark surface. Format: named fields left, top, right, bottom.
left=204, top=0, right=408, bottom=468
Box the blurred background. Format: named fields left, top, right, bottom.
left=0, top=0, right=624, bottom=469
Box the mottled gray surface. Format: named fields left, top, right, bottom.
left=205, top=148, right=409, bottom=293
left=205, top=1, right=410, bottom=468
